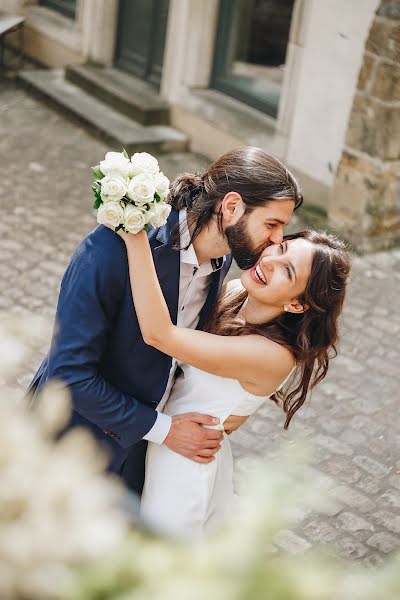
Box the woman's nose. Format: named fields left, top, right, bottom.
left=260, top=256, right=275, bottom=271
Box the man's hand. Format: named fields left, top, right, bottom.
left=164, top=413, right=223, bottom=464
left=223, top=414, right=249, bottom=435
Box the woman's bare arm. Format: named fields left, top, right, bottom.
left=121, top=230, right=294, bottom=392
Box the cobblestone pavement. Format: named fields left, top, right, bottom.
left=1, top=80, right=400, bottom=568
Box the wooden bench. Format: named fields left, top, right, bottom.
left=0, top=14, right=25, bottom=70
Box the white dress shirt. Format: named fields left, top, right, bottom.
left=143, top=209, right=226, bottom=444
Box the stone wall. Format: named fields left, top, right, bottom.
left=330, top=0, right=400, bottom=253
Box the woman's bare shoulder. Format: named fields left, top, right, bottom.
left=239, top=334, right=295, bottom=396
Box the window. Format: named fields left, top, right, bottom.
left=40, top=0, right=77, bottom=20
left=212, top=0, right=295, bottom=118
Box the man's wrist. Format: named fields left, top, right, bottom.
left=143, top=413, right=172, bottom=444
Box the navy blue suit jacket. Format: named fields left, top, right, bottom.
left=29, top=210, right=232, bottom=474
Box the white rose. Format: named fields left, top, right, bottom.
left=154, top=172, right=170, bottom=200
left=127, top=173, right=156, bottom=205
left=146, top=202, right=172, bottom=228
left=100, top=174, right=128, bottom=203
left=129, top=152, right=159, bottom=177
left=97, top=201, right=124, bottom=228
left=99, top=152, right=131, bottom=178
left=124, top=204, right=147, bottom=234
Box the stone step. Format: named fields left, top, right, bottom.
left=17, top=69, right=188, bottom=154
left=65, top=64, right=170, bottom=126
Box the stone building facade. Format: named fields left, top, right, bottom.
left=331, top=1, right=400, bottom=252
left=2, top=0, right=399, bottom=252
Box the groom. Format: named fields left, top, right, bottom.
left=28, top=147, right=302, bottom=495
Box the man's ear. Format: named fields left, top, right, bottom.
left=220, top=192, right=245, bottom=224
left=284, top=299, right=309, bottom=314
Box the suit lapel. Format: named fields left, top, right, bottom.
left=197, top=257, right=232, bottom=330
left=150, top=210, right=180, bottom=326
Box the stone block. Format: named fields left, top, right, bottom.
left=366, top=532, right=399, bottom=554
left=357, top=54, right=375, bottom=92
left=337, top=512, right=374, bottom=535
left=372, top=61, right=400, bottom=101
left=274, top=529, right=312, bottom=555
left=346, top=94, right=400, bottom=160
left=333, top=537, right=368, bottom=560
left=322, top=459, right=362, bottom=484
left=374, top=510, right=400, bottom=534
left=332, top=485, right=376, bottom=513
left=379, top=489, right=400, bottom=509
left=330, top=151, right=400, bottom=252
left=314, top=434, right=353, bottom=457
left=303, top=520, right=338, bottom=543
left=377, top=1, right=400, bottom=20
left=366, top=18, right=400, bottom=62
left=353, top=455, right=392, bottom=478
left=356, top=476, right=384, bottom=496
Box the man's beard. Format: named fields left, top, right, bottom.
left=225, top=213, right=265, bottom=270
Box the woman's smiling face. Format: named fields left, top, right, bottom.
left=240, top=238, right=314, bottom=311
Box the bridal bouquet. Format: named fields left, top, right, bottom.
left=91, top=150, right=171, bottom=234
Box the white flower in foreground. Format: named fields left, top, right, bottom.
left=99, top=152, right=131, bottom=178
left=127, top=173, right=156, bottom=206
left=100, top=174, right=128, bottom=203
left=124, top=204, right=147, bottom=234
left=154, top=172, right=170, bottom=200
left=0, top=323, right=128, bottom=600
left=146, top=202, right=172, bottom=228
left=130, top=152, right=159, bottom=177
left=97, top=201, right=124, bottom=228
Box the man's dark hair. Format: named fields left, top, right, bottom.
left=168, top=146, right=303, bottom=247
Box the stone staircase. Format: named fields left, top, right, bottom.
left=17, top=64, right=189, bottom=154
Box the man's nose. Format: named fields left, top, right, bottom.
left=270, top=227, right=283, bottom=245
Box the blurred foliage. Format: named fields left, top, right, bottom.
left=0, top=314, right=399, bottom=600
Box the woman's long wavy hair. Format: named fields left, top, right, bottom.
left=206, top=230, right=351, bottom=429
left=168, top=146, right=303, bottom=248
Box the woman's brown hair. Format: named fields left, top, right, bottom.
left=168, top=146, right=303, bottom=248
left=206, top=230, right=350, bottom=428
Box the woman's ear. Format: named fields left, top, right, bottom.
left=220, top=192, right=245, bottom=224
left=284, top=300, right=309, bottom=314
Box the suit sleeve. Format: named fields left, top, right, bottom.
left=47, top=229, right=157, bottom=448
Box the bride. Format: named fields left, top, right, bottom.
left=108, top=221, right=350, bottom=539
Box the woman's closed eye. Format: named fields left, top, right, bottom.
left=279, top=243, right=293, bottom=281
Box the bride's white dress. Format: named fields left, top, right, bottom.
left=140, top=364, right=272, bottom=539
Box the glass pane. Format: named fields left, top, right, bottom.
left=40, top=0, right=76, bottom=20
left=213, top=0, right=295, bottom=117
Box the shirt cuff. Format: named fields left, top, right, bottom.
left=143, top=412, right=172, bottom=444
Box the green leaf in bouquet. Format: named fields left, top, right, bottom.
left=115, top=224, right=125, bottom=233
left=91, top=165, right=105, bottom=180
left=122, top=148, right=129, bottom=159
left=154, top=192, right=161, bottom=203
left=92, top=186, right=103, bottom=209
